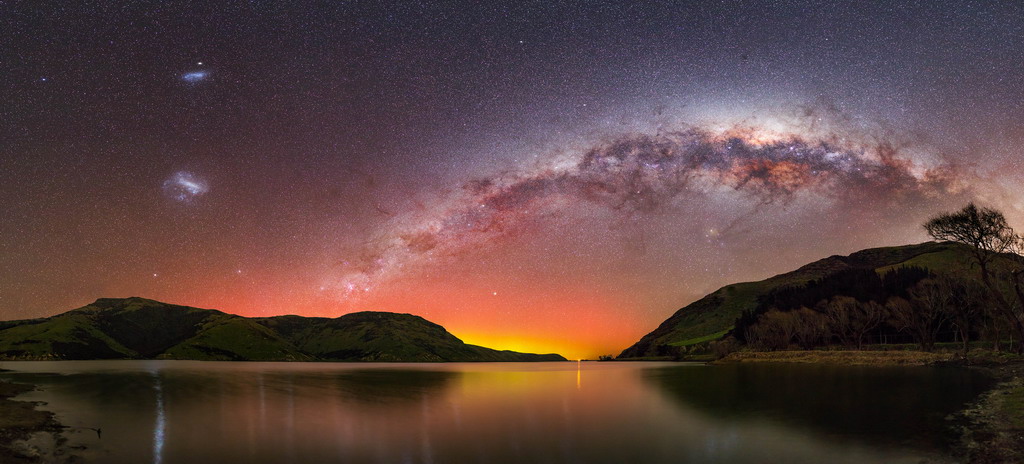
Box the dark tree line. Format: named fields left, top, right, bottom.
left=754, top=266, right=930, bottom=313
left=729, top=203, right=1024, bottom=354
left=733, top=266, right=951, bottom=351
left=733, top=272, right=995, bottom=352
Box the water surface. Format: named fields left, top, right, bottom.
left=0, top=361, right=992, bottom=463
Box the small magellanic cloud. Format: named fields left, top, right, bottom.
left=181, top=70, right=209, bottom=83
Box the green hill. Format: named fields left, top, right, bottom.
left=0, top=298, right=566, bottom=362
left=619, top=241, right=1023, bottom=358
left=256, top=312, right=564, bottom=362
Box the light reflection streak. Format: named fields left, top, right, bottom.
left=152, top=372, right=165, bottom=464
left=420, top=399, right=434, bottom=464
left=285, top=375, right=295, bottom=464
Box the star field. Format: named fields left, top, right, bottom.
left=1, top=1, right=1023, bottom=359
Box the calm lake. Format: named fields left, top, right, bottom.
left=0, top=361, right=994, bottom=463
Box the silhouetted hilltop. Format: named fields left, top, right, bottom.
left=0, top=298, right=565, bottom=362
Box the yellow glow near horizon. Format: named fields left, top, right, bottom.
left=457, top=332, right=595, bottom=361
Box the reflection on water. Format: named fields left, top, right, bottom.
left=152, top=371, right=165, bottom=464
left=0, top=361, right=993, bottom=464
left=644, top=363, right=994, bottom=450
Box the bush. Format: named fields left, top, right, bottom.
left=710, top=337, right=740, bottom=359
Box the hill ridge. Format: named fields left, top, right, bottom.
left=0, top=298, right=565, bottom=362
left=619, top=241, right=1020, bottom=358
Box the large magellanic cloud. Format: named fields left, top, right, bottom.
left=331, top=120, right=972, bottom=298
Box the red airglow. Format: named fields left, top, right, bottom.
left=165, top=272, right=650, bottom=361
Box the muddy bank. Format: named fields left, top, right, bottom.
left=0, top=377, right=77, bottom=463
left=953, top=360, right=1024, bottom=464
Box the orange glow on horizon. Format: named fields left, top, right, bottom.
left=121, top=257, right=660, bottom=362
left=455, top=332, right=612, bottom=361
left=157, top=285, right=648, bottom=361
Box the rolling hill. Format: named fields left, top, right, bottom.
left=0, top=298, right=566, bottom=362
left=618, top=241, right=1024, bottom=358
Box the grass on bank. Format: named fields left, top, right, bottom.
left=669, top=329, right=730, bottom=347
left=713, top=350, right=956, bottom=366
left=1002, top=383, right=1024, bottom=427
left=956, top=365, right=1024, bottom=464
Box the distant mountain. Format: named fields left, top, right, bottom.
left=619, top=241, right=1024, bottom=358
left=0, top=298, right=566, bottom=362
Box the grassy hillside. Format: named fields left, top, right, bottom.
left=619, top=241, right=1024, bottom=358
left=256, top=312, right=564, bottom=362
left=0, top=312, right=134, bottom=360
left=0, top=298, right=565, bottom=362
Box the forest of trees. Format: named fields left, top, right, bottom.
left=724, top=203, right=1024, bottom=354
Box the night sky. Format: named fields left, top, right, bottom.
left=3, top=1, right=1023, bottom=359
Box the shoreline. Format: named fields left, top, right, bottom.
left=712, top=350, right=957, bottom=366
left=3, top=356, right=1021, bottom=463
left=0, top=376, right=73, bottom=463
left=950, top=360, right=1024, bottom=463
left=711, top=349, right=1024, bottom=463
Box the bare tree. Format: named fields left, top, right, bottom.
left=792, top=307, right=828, bottom=349
left=709, top=338, right=740, bottom=359
left=979, top=305, right=1007, bottom=352
left=745, top=310, right=796, bottom=351
left=888, top=280, right=954, bottom=351
left=823, top=296, right=885, bottom=350
left=945, top=276, right=988, bottom=354
left=924, top=203, right=1024, bottom=352
left=852, top=301, right=887, bottom=350
left=823, top=296, right=857, bottom=348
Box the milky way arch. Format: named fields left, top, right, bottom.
left=332, top=122, right=971, bottom=297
